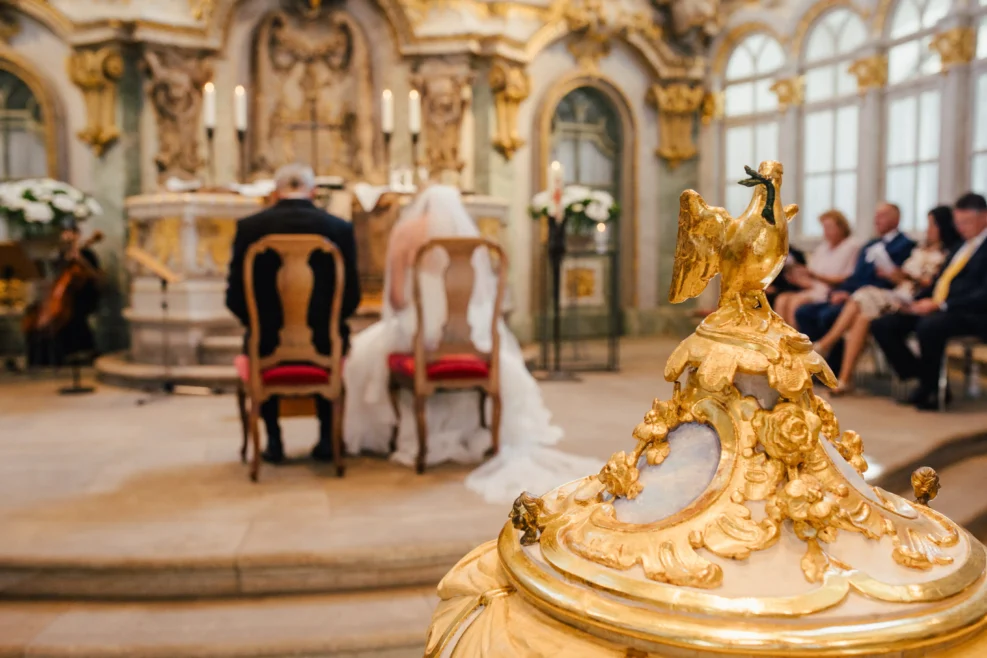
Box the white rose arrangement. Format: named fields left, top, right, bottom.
left=529, top=185, right=619, bottom=234
left=0, top=178, right=102, bottom=237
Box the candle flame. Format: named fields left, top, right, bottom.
left=551, top=160, right=561, bottom=170
left=409, top=89, right=419, bottom=100
left=383, top=89, right=392, bottom=99
left=204, top=82, right=215, bottom=93
left=235, top=85, right=245, bottom=96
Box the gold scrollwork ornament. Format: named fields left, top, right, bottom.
left=647, top=84, right=704, bottom=169
left=68, top=47, right=124, bottom=157
left=488, top=61, right=530, bottom=161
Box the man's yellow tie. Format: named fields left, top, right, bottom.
left=932, top=246, right=971, bottom=304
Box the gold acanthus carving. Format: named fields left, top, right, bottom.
left=413, top=62, right=474, bottom=178
left=68, top=46, right=124, bottom=157
left=700, top=90, right=722, bottom=125
left=488, top=61, right=529, bottom=161
left=848, top=54, right=887, bottom=94
left=930, top=27, right=977, bottom=72
left=647, top=83, right=704, bottom=169
left=143, top=47, right=212, bottom=183
left=147, top=218, right=184, bottom=271
left=196, top=218, right=237, bottom=274
left=561, top=0, right=667, bottom=71
left=769, top=76, right=804, bottom=111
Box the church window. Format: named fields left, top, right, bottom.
left=0, top=69, right=48, bottom=181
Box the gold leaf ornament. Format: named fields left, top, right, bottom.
left=511, top=493, right=547, bottom=546
left=752, top=403, right=821, bottom=468
left=599, top=451, right=643, bottom=500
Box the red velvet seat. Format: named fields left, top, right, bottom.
left=387, top=352, right=490, bottom=380
left=235, top=354, right=332, bottom=386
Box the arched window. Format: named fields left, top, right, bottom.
left=0, top=68, right=49, bottom=181
left=884, top=0, right=951, bottom=230
left=799, top=8, right=867, bottom=237
left=970, top=0, right=987, bottom=192
left=721, top=33, right=784, bottom=215
left=550, top=87, right=621, bottom=197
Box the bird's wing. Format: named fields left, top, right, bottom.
left=784, top=204, right=799, bottom=223
left=669, top=190, right=730, bottom=304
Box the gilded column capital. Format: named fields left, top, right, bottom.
left=769, top=76, right=804, bottom=112
left=700, top=90, right=723, bottom=126
left=848, top=54, right=888, bottom=94
left=647, top=83, right=705, bottom=169
left=67, top=45, right=125, bottom=157
left=488, top=60, right=529, bottom=161
left=930, top=27, right=976, bottom=72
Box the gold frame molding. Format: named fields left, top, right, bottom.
left=0, top=43, right=63, bottom=179
left=533, top=71, right=639, bottom=313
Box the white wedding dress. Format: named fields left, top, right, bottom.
left=343, top=186, right=600, bottom=503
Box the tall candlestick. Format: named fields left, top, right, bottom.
left=234, top=85, right=248, bottom=132
left=408, top=89, right=421, bottom=135
left=381, top=89, right=394, bottom=134
left=203, top=82, right=216, bottom=129
left=548, top=160, right=564, bottom=219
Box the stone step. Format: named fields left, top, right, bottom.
left=200, top=334, right=243, bottom=366
left=95, top=352, right=236, bottom=392
left=0, top=587, right=433, bottom=658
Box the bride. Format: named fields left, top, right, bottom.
left=343, top=185, right=600, bottom=503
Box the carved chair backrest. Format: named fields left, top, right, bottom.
left=243, top=234, right=344, bottom=395
left=411, top=237, right=507, bottom=390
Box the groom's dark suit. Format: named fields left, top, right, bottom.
left=225, top=197, right=361, bottom=455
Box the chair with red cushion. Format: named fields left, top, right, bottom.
left=235, top=234, right=346, bottom=481
left=387, top=237, right=507, bottom=474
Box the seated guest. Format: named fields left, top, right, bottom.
left=796, top=203, right=915, bottom=378
left=814, top=206, right=961, bottom=395
left=225, top=163, right=361, bottom=462
left=343, top=184, right=599, bottom=503
left=775, top=210, right=860, bottom=327
left=765, top=245, right=807, bottom=307
left=871, top=193, right=987, bottom=410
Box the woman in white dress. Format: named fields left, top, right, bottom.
left=813, top=206, right=961, bottom=395
left=343, top=185, right=600, bottom=503
left=774, top=210, right=860, bottom=327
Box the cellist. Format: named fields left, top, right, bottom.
left=25, top=219, right=103, bottom=367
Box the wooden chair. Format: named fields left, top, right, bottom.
left=235, top=234, right=346, bottom=481
left=387, top=237, right=507, bottom=474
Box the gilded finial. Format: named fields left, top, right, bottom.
left=510, top=492, right=546, bottom=546
left=912, top=467, right=941, bottom=506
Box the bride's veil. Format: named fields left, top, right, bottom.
left=381, top=185, right=502, bottom=354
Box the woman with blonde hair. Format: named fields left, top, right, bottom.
left=774, top=210, right=860, bottom=327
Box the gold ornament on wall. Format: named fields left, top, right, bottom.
left=68, top=47, right=124, bottom=157
left=700, top=90, right=723, bottom=125
left=647, top=83, right=704, bottom=169
left=769, top=76, right=804, bottom=111
left=930, top=27, right=976, bottom=72
left=488, top=60, right=529, bottom=161
left=564, top=0, right=612, bottom=70
left=848, top=54, right=888, bottom=94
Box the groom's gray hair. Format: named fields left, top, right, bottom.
left=274, top=163, right=315, bottom=197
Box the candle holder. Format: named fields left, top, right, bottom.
left=383, top=131, right=392, bottom=184
left=205, top=126, right=216, bottom=187
left=236, top=129, right=247, bottom=184
left=411, top=132, right=420, bottom=169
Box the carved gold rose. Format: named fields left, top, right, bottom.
left=767, top=473, right=849, bottom=582
left=752, top=403, right=821, bottom=467
left=911, top=467, right=941, bottom=506
left=599, top=451, right=643, bottom=500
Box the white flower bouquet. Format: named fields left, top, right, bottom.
left=529, top=185, right=619, bottom=234
left=0, top=178, right=102, bottom=237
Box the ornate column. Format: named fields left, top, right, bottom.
left=142, top=46, right=213, bottom=185
left=68, top=46, right=124, bottom=157
left=646, top=83, right=705, bottom=169
left=488, top=60, right=530, bottom=161
left=411, top=58, right=475, bottom=186
left=931, top=26, right=977, bottom=200
left=849, top=52, right=887, bottom=226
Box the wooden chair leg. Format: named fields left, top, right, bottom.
left=388, top=382, right=401, bottom=454
left=414, top=392, right=428, bottom=474
left=478, top=390, right=488, bottom=429
left=489, top=391, right=502, bottom=458
left=237, top=384, right=249, bottom=463
left=248, top=398, right=262, bottom=482
left=333, top=392, right=346, bottom=478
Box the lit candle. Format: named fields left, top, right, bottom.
left=548, top=160, right=564, bottom=219
left=594, top=222, right=608, bottom=253
left=234, top=85, right=248, bottom=132
left=381, top=89, right=394, bottom=134
left=203, top=82, right=216, bottom=129
left=408, top=89, right=421, bottom=135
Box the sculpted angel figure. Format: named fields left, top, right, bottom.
left=652, top=0, right=722, bottom=55
left=414, top=70, right=474, bottom=176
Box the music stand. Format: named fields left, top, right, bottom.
left=0, top=241, right=41, bottom=373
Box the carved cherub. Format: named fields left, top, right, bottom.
left=143, top=48, right=212, bottom=181
left=670, top=162, right=799, bottom=319
left=415, top=71, right=474, bottom=176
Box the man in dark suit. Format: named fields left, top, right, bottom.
left=871, top=193, right=987, bottom=410
left=226, top=164, right=361, bottom=462
left=795, top=203, right=915, bottom=377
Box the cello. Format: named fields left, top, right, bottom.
left=22, top=230, right=104, bottom=337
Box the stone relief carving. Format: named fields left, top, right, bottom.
left=143, top=47, right=212, bottom=182
left=647, top=83, right=704, bottom=169
left=68, top=46, right=124, bottom=157
left=196, top=218, right=238, bottom=274
left=489, top=60, right=529, bottom=161
left=651, top=0, right=722, bottom=56
left=251, top=2, right=378, bottom=182
left=412, top=60, right=473, bottom=178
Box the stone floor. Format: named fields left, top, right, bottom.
left=0, top=337, right=986, bottom=656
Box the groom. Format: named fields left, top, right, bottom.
left=226, top=163, right=361, bottom=463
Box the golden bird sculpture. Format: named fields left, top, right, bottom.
left=670, top=161, right=798, bottom=317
